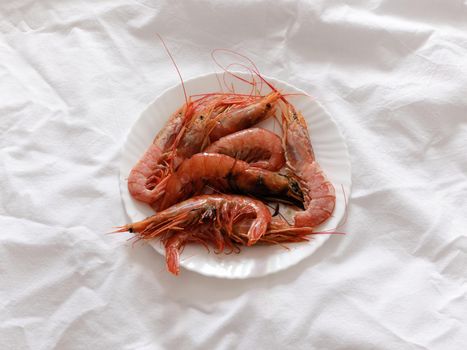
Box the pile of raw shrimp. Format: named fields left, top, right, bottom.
left=115, top=49, right=336, bottom=276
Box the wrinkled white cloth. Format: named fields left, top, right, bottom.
left=1, top=1, right=466, bottom=349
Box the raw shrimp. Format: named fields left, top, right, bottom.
left=172, top=94, right=225, bottom=164
left=204, top=128, right=285, bottom=171
left=128, top=104, right=190, bottom=203
left=162, top=215, right=321, bottom=275
left=131, top=92, right=283, bottom=206
left=175, top=92, right=281, bottom=165
left=127, top=94, right=237, bottom=203
left=157, top=153, right=303, bottom=211
left=114, top=194, right=272, bottom=274
left=208, top=91, right=279, bottom=142
left=143, top=94, right=242, bottom=182
left=281, top=104, right=335, bottom=227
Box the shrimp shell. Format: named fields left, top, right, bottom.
left=127, top=106, right=187, bottom=203
left=204, top=128, right=285, bottom=171
left=114, top=194, right=272, bottom=274
left=158, top=153, right=303, bottom=211
left=282, top=104, right=336, bottom=228
left=208, top=92, right=279, bottom=142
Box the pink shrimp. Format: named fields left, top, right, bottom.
left=172, top=94, right=225, bottom=164
left=208, top=91, right=279, bottom=142
left=204, top=128, right=285, bottom=171
left=128, top=37, right=281, bottom=206
left=129, top=92, right=283, bottom=206
left=281, top=104, right=335, bottom=227
left=128, top=104, right=190, bottom=203
left=114, top=194, right=272, bottom=275
left=174, top=92, right=281, bottom=166
left=157, top=153, right=303, bottom=211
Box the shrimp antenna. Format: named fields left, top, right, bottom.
left=156, top=34, right=188, bottom=105
left=211, top=48, right=288, bottom=103
left=205, top=184, right=223, bottom=195
left=264, top=201, right=280, bottom=217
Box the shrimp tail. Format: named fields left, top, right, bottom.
left=280, top=103, right=336, bottom=228
left=246, top=217, right=269, bottom=246
left=162, top=232, right=191, bottom=276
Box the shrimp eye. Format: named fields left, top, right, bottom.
left=199, top=115, right=204, bottom=120
left=266, top=103, right=272, bottom=109
left=291, top=180, right=301, bottom=195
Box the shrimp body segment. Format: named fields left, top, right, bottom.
left=209, top=92, right=279, bottom=142
left=128, top=106, right=187, bottom=203
left=204, top=128, right=285, bottom=171
left=282, top=104, right=336, bottom=227
left=115, top=194, right=272, bottom=274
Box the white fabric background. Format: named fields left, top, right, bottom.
left=1, top=1, right=466, bottom=349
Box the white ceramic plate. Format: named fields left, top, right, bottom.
left=119, top=72, right=351, bottom=279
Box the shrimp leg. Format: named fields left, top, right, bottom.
left=115, top=194, right=272, bottom=274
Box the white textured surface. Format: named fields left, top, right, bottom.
left=119, top=72, right=351, bottom=278
left=1, top=1, right=467, bottom=349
